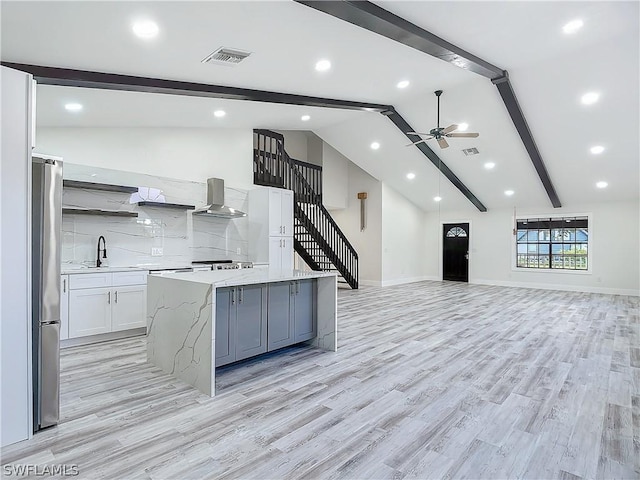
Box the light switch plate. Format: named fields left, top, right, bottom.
left=151, top=247, right=163, bottom=256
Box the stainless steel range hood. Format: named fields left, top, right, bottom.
left=193, top=178, right=246, bottom=218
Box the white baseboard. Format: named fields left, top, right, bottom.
left=61, top=328, right=146, bottom=349
left=359, top=279, right=382, bottom=287
left=381, top=276, right=439, bottom=287
left=472, top=278, right=639, bottom=296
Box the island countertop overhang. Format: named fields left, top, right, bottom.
left=152, top=267, right=337, bottom=288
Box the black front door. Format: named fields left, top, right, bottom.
left=443, top=223, right=469, bottom=282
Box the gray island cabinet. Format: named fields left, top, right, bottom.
left=147, top=269, right=336, bottom=396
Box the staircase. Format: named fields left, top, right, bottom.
left=253, top=129, right=358, bottom=289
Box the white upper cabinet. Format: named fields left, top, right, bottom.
left=249, top=187, right=294, bottom=267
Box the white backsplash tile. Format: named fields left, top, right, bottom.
left=62, top=164, right=249, bottom=268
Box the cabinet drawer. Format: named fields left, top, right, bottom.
left=112, top=271, right=148, bottom=287
left=69, top=273, right=112, bottom=290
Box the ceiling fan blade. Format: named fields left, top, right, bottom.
left=442, top=124, right=458, bottom=134
left=406, top=132, right=433, bottom=136
left=405, top=138, right=430, bottom=147
left=437, top=137, right=449, bottom=149
left=446, top=132, right=479, bottom=138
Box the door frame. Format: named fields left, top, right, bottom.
left=439, top=220, right=472, bottom=282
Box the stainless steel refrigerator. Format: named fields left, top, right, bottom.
left=31, top=154, right=62, bottom=431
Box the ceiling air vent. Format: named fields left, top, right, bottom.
left=201, top=47, right=252, bottom=66
left=462, top=147, right=480, bottom=156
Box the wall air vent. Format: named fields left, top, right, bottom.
left=201, top=47, right=252, bottom=66
left=462, top=147, right=480, bottom=156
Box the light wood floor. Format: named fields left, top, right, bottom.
left=2, top=281, right=639, bottom=479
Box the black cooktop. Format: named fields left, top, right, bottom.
left=191, top=260, right=233, bottom=265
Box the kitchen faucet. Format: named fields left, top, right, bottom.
left=97, top=236, right=107, bottom=268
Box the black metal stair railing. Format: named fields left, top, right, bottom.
left=253, top=129, right=358, bottom=289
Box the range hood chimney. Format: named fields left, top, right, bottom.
left=193, top=178, right=246, bottom=218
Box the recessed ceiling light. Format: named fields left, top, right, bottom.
left=301, top=115, right=311, bottom=121
left=504, top=190, right=515, bottom=196
left=370, top=142, right=380, bottom=150
left=484, top=162, right=496, bottom=170
left=457, top=122, right=469, bottom=132
left=581, top=92, right=600, bottom=105
left=64, top=103, right=83, bottom=112
left=596, top=181, right=608, bottom=189
left=315, top=59, right=331, bottom=72
left=562, top=19, right=584, bottom=34
left=396, top=80, right=410, bottom=89
left=213, top=110, right=226, bottom=118
left=132, top=20, right=159, bottom=39
left=434, top=196, right=442, bottom=202
left=590, top=145, right=605, bottom=154
left=406, top=172, right=415, bottom=180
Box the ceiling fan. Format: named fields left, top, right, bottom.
left=406, top=90, right=479, bottom=149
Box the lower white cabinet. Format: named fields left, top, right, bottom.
left=269, top=236, right=294, bottom=271
left=111, top=285, right=147, bottom=332
left=69, top=288, right=112, bottom=337
left=67, top=271, right=147, bottom=339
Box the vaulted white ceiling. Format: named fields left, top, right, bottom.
left=2, top=0, right=638, bottom=212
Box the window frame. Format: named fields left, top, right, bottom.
left=511, top=213, right=592, bottom=275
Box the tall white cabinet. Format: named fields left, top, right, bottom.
left=1, top=66, right=33, bottom=447
left=249, top=187, right=294, bottom=270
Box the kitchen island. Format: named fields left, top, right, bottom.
left=146, top=268, right=337, bottom=396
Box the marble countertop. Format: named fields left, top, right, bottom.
left=61, top=263, right=193, bottom=275
left=150, top=268, right=337, bottom=287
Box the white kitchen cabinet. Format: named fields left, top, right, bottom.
left=269, top=236, right=294, bottom=271
left=67, top=271, right=147, bottom=339
left=266, top=188, right=293, bottom=236
left=249, top=187, right=294, bottom=268
left=111, top=285, right=146, bottom=331
left=69, top=288, right=112, bottom=337
left=60, top=275, right=69, bottom=340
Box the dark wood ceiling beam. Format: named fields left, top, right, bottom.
left=1, top=62, right=390, bottom=112
left=294, top=0, right=562, bottom=208
left=2, top=61, right=487, bottom=211
left=492, top=75, right=561, bottom=207
left=295, top=0, right=504, bottom=79
left=385, top=110, right=487, bottom=212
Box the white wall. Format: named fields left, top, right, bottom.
left=425, top=201, right=640, bottom=295
left=36, top=127, right=254, bottom=189
left=276, top=130, right=308, bottom=162
left=1, top=66, right=33, bottom=446
left=306, top=133, right=323, bottom=167
left=322, top=143, right=348, bottom=210
left=330, top=161, right=382, bottom=285
left=381, top=184, right=430, bottom=286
